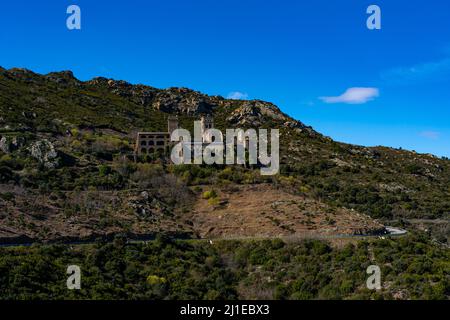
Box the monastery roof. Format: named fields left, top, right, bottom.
left=137, top=132, right=170, bottom=135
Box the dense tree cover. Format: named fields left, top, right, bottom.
left=0, top=234, right=448, bottom=300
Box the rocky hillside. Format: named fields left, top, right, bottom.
left=0, top=67, right=448, bottom=244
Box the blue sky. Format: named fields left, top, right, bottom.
left=1, top=0, right=449, bottom=157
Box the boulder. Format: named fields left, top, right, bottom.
left=29, top=139, right=59, bottom=169
left=0, top=137, right=10, bottom=153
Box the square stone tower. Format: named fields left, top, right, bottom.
left=168, top=115, right=179, bottom=136
left=200, top=115, right=214, bottom=143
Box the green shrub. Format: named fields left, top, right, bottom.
left=146, top=275, right=167, bottom=285
left=202, top=190, right=217, bottom=200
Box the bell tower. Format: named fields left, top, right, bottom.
left=200, top=115, right=214, bottom=143
left=168, top=115, right=178, bottom=135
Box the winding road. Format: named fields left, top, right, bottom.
left=0, top=226, right=408, bottom=248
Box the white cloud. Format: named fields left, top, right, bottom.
left=320, top=87, right=379, bottom=104
left=381, top=58, right=450, bottom=85
left=420, top=131, right=440, bottom=140
left=227, top=91, right=249, bottom=100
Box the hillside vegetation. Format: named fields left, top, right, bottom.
left=0, top=67, right=449, bottom=244
left=0, top=234, right=448, bottom=300
left=0, top=67, right=448, bottom=300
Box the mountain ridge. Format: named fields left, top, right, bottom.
left=3, top=67, right=446, bottom=159
left=0, top=67, right=448, bottom=244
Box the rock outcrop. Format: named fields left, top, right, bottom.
left=0, top=136, right=25, bottom=153
left=0, top=137, right=10, bottom=153
left=29, top=139, right=59, bottom=169
left=151, top=88, right=218, bottom=114
left=46, top=71, right=80, bottom=85
left=226, top=100, right=317, bottom=135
